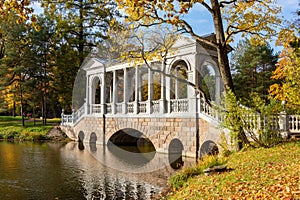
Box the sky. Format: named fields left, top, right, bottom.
left=183, top=0, right=299, bottom=51
left=31, top=0, right=299, bottom=51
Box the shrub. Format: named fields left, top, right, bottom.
left=169, top=156, right=227, bottom=190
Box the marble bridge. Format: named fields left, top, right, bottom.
left=60, top=35, right=226, bottom=158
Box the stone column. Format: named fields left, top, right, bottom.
left=147, top=68, right=153, bottom=114
left=279, top=101, right=289, bottom=139
left=101, top=73, right=106, bottom=114
left=123, top=68, right=128, bottom=114
left=112, top=70, right=117, bottom=114
left=160, top=61, right=167, bottom=113
left=89, top=76, right=93, bottom=114
left=175, top=67, right=179, bottom=99
left=135, top=66, right=139, bottom=114
left=187, top=70, right=194, bottom=99
left=165, top=66, right=171, bottom=113
left=85, top=75, right=89, bottom=115
left=215, top=75, right=221, bottom=103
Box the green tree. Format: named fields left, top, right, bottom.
left=231, top=39, right=278, bottom=104
left=41, top=0, right=120, bottom=63
left=26, top=15, right=58, bottom=123
left=0, top=13, right=32, bottom=125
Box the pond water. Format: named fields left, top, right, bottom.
left=0, top=141, right=194, bottom=199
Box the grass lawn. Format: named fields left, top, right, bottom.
left=167, top=141, right=300, bottom=199
left=0, top=116, right=61, bottom=141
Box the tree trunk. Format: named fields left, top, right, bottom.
left=20, top=85, right=25, bottom=127
left=210, top=0, right=234, bottom=93
left=211, top=0, right=249, bottom=149
left=78, top=0, right=85, bottom=64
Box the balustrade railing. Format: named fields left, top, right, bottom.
left=116, top=103, right=123, bottom=114
left=170, top=99, right=189, bottom=113
left=139, top=102, right=147, bottom=113
left=91, top=104, right=102, bottom=114
left=289, top=115, right=300, bottom=133
left=61, top=114, right=73, bottom=125
left=127, top=102, right=134, bottom=113
left=106, top=103, right=112, bottom=114
left=61, top=99, right=300, bottom=136
left=152, top=100, right=160, bottom=113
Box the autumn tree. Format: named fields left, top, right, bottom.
left=269, top=31, right=300, bottom=111
left=231, top=39, right=278, bottom=104
left=116, top=0, right=281, bottom=93
left=115, top=0, right=281, bottom=148
left=0, top=0, right=32, bottom=21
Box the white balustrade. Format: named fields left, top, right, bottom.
left=91, top=104, right=102, bottom=114
left=289, top=115, right=300, bottom=133
left=152, top=100, right=160, bottom=113
left=116, top=103, right=123, bottom=114
left=170, top=99, right=189, bottom=113
left=106, top=103, right=112, bottom=114
left=139, top=102, right=147, bottom=113
left=61, top=115, right=73, bottom=125
left=127, top=102, right=134, bottom=113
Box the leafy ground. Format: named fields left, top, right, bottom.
left=0, top=116, right=61, bottom=141
left=167, top=141, right=300, bottom=199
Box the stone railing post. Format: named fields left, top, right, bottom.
left=279, top=111, right=289, bottom=139
left=279, top=101, right=289, bottom=139
left=84, top=98, right=88, bottom=115
left=61, top=109, right=65, bottom=125
left=72, top=109, right=75, bottom=124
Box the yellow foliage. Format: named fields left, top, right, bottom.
left=269, top=30, right=300, bottom=110
left=0, top=0, right=37, bottom=28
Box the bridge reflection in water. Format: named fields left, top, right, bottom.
left=64, top=141, right=194, bottom=199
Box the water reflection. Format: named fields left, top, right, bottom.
left=0, top=141, right=195, bottom=200
left=0, top=142, right=196, bottom=200
left=168, top=139, right=184, bottom=169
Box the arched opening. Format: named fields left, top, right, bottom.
left=168, top=139, right=184, bottom=169
left=108, top=128, right=155, bottom=152
left=107, top=128, right=156, bottom=164
left=170, top=61, right=188, bottom=99
left=89, top=132, right=97, bottom=152
left=90, top=132, right=97, bottom=143
left=92, top=77, right=101, bottom=104
left=200, top=140, right=219, bottom=159
left=200, top=64, right=217, bottom=101
left=78, top=131, right=85, bottom=142
left=78, top=131, right=85, bottom=151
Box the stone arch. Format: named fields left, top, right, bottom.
left=168, top=138, right=184, bottom=169
left=200, top=60, right=221, bottom=102
left=200, top=140, right=219, bottom=158
left=108, top=128, right=154, bottom=148
left=168, top=58, right=192, bottom=73
left=91, top=76, right=101, bottom=104
left=169, top=60, right=189, bottom=99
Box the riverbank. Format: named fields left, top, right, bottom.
left=0, top=116, right=67, bottom=141
left=164, top=140, right=300, bottom=199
